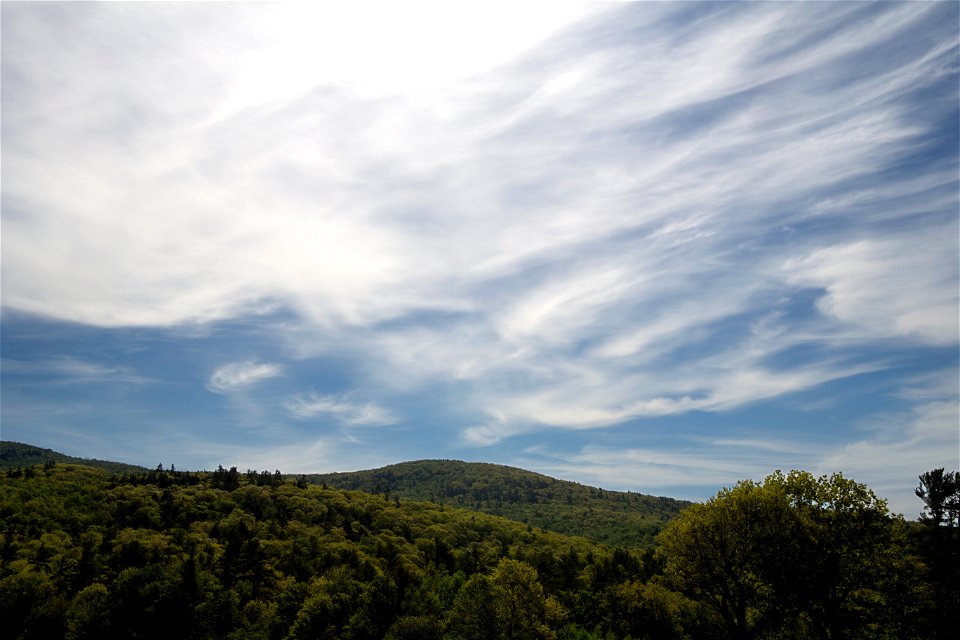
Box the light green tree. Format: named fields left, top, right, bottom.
left=490, top=558, right=555, bottom=640
left=65, top=583, right=111, bottom=640
left=446, top=558, right=556, bottom=640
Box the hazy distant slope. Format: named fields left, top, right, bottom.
left=307, top=459, right=690, bottom=548
left=0, top=441, right=149, bottom=474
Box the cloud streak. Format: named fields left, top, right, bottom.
left=286, top=393, right=399, bottom=427
left=0, top=357, right=151, bottom=385
left=1, top=2, right=956, bottom=511
left=207, top=361, right=283, bottom=394
left=783, top=234, right=959, bottom=344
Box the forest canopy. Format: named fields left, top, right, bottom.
left=0, top=456, right=956, bottom=639
left=306, top=460, right=688, bottom=548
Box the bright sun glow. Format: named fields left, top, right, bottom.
left=215, top=1, right=594, bottom=118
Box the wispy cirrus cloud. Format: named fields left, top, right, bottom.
left=783, top=233, right=959, bottom=345
left=207, top=361, right=283, bottom=394
left=0, top=357, right=150, bottom=385
left=1, top=2, right=956, bottom=508
left=514, top=366, right=960, bottom=515
left=286, top=392, right=399, bottom=427
left=815, top=369, right=960, bottom=515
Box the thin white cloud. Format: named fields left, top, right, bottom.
left=2, top=1, right=956, bottom=465
left=518, top=445, right=774, bottom=498
left=462, top=410, right=515, bottom=447
left=286, top=392, right=399, bottom=427
left=207, top=361, right=283, bottom=394
left=526, top=372, right=960, bottom=515
left=816, top=397, right=959, bottom=518
left=216, top=438, right=335, bottom=475
left=0, top=357, right=150, bottom=385
left=216, top=436, right=403, bottom=475
left=783, top=233, right=959, bottom=345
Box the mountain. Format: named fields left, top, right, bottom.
left=1, top=458, right=650, bottom=639
left=0, top=441, right=688, bottom=547
left=1, top=442, right=932, bottom=638
left=306, top=460, right=690, bottom=548
left=0, top=441, right=150, bottom=474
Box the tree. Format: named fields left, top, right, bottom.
left=445, top=573, right=499, bottom=640
left=490, top=558, right=555, bottom=640
left=657, top=471, right=920, bottom=640
left=764, top=470, right=916, bottom=640
left=656, top=478, right=788, bottom=639
left=65, top=583, right=111, bottom=640
left=914, top=468, right=960, bottom=640
left=384, top=615, right=444, bottom=640
left=916, top=468, right=960, bottom=527
left=602, top=580, right=693, bottom=640
left=445, top=559, right=556, bottom=640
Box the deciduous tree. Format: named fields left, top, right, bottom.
left=657, top=471, right=920, bottom=639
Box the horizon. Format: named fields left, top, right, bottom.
left=2, top=1, right=958, bottom=518
left=3, top=439, right=691, bottom=499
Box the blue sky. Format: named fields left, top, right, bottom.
left=2, top=1, right=957, bottom=516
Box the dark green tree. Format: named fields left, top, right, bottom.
left=916, top=468, right=960, bottom=527
left=915, top=468, right=960, bottom=640
left=657, top=478, right=787, bottom=639
left=602, top=580, right=694, bottom=640
left=64, top=583, right=111, bottom=640
left=657, top=470, right=921, bottom=640
left=384, top=615, right=444, bottom=640
left=445, top=574, right=499, bottom=640
left=764, top=470, right=919, bottom=639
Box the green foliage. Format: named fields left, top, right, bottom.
left=308, top=460, right=688, bottom=548
left=490, top=558, right=555, bottom=639
left=0, top=451, right=943, bottom=640
left=915, top=468, right=960, bottom=527
left=445, top=558, right=559, bottom=640
left=657, top=470, right=930, bottom=639
left=0, top=461, right=643, bottom=639
left=446, top=573, right=500, bottom=640
left=385, top=615, right=445, bottom=640
left=602, top=581, right=695, bottom=639
left=912, top=468, right=960, bottom=640
left=65, top=582, right=110, bottom=640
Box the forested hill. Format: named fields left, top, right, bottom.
left=0, top=461, right=652, bottom=639
left=0, top=442, right=684, bottom=547
left=1, top=450, right=950, bottom=638
left=307, top=460, right=689, bottom=548
left=0, top=441, right=149, bottom=474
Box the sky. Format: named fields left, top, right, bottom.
left=1, top=1, right=957, bottom=517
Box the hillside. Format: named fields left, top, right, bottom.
left=0, top=461, right=650, bottom=639
left=0, top=441, right=939, bottom=555
left=0, top=442, right=685, bottom=547
left=0, top=448, right=943, bottom=638
left=307, top=460, right=689, bottom=548
left=0, top=440, right=150, bottom=474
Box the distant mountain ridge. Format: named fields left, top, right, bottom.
left=307, top=459, right=690, bottom=548
left=0, top=441, right=150, bottom=474
left=1, top=457, right=656, bottom=638
left=0, top=441, right=689, bottom=548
